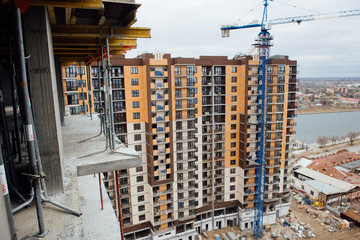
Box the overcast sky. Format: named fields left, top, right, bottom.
left=127, top=0, right=360, bottom=78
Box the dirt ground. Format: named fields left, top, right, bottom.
left=201, top=195, right=360, bottom=240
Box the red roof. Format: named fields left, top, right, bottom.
left=307, top=150, right=360, bottom=184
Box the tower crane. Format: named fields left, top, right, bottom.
left=220, top=1, right=360, bottom=239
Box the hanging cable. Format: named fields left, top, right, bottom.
left=237, top=1, right=263, bottom=22
left=272, top=0, right=321, bottom=14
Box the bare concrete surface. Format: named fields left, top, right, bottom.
left=13, top=115, right=128, bottom=239
left=61, top=114, right=141, bottom=176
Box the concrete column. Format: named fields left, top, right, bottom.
left=0, top=191, right=11, bottom=240
left=23, top=6, right=64, bottom=195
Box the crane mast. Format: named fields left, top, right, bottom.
left=253, top=1, right=270, bottom=238
left=221, top=1, right=360, bottom=239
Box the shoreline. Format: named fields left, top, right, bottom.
left=297, top=109, right=360, bottom=115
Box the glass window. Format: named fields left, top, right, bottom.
left=133, top=112, right=140, bottom=119
left=131, top=78, right=139, bottom=85
left=231, top=67, right=237, bottom=73
left=132, top=90, right=139, bottom=97
left=133, top=101, right=140, bottom=108
left=138, top=195, right=144, bottom=202
left=131, top=67, right=138, bottom=74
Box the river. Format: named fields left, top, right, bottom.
left=295, top=111, right=360, bottom=144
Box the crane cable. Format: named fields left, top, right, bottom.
left=237, top=1, right=263, bottom=22
left=272, top=0, right=321, bottom=14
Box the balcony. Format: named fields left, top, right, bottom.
left=151, top=93, right=169, bottom=101
left=150, top=70, right=168, bottom=77
left=151, top=82, right=168, bottom=89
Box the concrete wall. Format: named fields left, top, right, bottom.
left=23, top=6, right=64, bottom=195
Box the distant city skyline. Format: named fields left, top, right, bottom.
left=128, top=0, right=360, bottom=78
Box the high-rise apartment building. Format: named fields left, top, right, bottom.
left=91, top=53, right=297, bottom=240
left=62, top=64, right=94, bottom=114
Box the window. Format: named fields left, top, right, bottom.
left=230, top=151, right=236, bottom=156
left=231, top=133, right=236, bottom=139
left=231, top=67, right=237, bottom=73
left=134, top=123, right=141, bottom=130
left=133, top=101, right=140, bottom=108
left=131, top=67, right=138, bottom=74
left=136, top=166, right=143, bottom=172
left=133, top=112, right=140, bottom=119
left=132, top=90, right=139, bottom=97
left=135, top=145, right=142, bottom=151
left=231, top=76, right=237, bottom=82
left=79, top=93, right=87, bottom=100
left=137, top=186, right=144, bottom=192
left=230, top=185, right=235, bottom=191
left=231, top=96, right=237, bottom=102
left=231, top=115, right=237, bottom=120
left=137, top=176, right=144, bottom=182
left=230, top=168, right=236, bottom=174
left=230, top=194, right=235, bottom=199
left=134, top=134, right=141, bottom=141
left=77, top=80, right=86, bottom=87
left=138, top=195, right=145, bottom=202
left=231, top=105, right=237, bottom=111
left=231, top=142, right=236, bottom=148
left=123, top=217, right=130, bottom=224
left=76, top=67, right=85, bottom=75
left=65, top=66, right=76, bottom=77
left=138, top=205, right=145, bottom=211
left=139, top=215, right=145, bottom=221
left=231, top=124, right=236, bottom=130
left=131, top=78, right=139, bottom=85
left=230, top=177, right=236, bottom=182
left=231, top=86, right=237, bottom=92
left=230, top=160, right=236, bottom=165
left=174, top=66, right=181, bottom=76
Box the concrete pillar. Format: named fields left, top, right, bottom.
left=0, top=191, right=11, bottom=240
left=23, top=6, right=64, bottom=195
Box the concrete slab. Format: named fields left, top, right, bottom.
left=78, top=174, right=121, bottom=240
left=61, top=114, right=142, bottom=176
left=13, top=114, right=137, bottom=239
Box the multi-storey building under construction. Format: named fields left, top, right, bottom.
left=90, top=52, right=297, bottom=240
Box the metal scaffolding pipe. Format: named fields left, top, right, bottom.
left=14, top=8, right=47, bottom=237
left=41, top=194, right=82, bottom=217
left=105, top=38, right=116, bottom=149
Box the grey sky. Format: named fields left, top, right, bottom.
left=128, top=0, right=360, bottom=78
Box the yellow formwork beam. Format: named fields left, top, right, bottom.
left=53, top=46, right=136, bottom=51
left=52, top=37, right=137, bottom=47
left=52, top=25, right=151, bottom=38
left=31, top=0, right=103, bottom=10
left=54, top=49, right=127, bottom=55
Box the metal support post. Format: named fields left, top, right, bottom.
left=8, top=41, right=22, bottom=164
left=105, top=38, right=115, bottom=149
left=98, top=173, right=104, bottom=210
left=86, top=65, right=92, bottom=120
left=13, top=8, right=48, bottom=237
left=115, top=170, right=125, bottom=240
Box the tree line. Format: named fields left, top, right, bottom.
left=317, top=131, right=360, bottom=148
